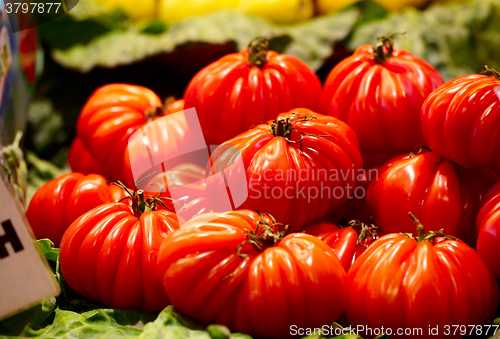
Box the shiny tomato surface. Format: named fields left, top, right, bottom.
left=184, top=38, right=322, bottom=145
left=207, top=108, right=362, bottom=231
left=26, top=173, right=129, bottom=247
left=320, top=41, right=444, bottom=165
left=60, top=202, right=180, bottom=311
left=304, top=220, right=382, bottom=272
left=157, top=210, right=347, bottom=338
left=68, top=137, right=106, bottom=177
left=367, top=150, right=495, bottom=244
left=346, top=228, right=499, bottom=338
left=421, top=73, right=500, bottom=172
left=476, top=181, right=500, bottom=278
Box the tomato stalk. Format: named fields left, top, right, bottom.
left=247, top=36, right=269, bottom=67
left=236, top=212, right=290, bottom=258
left=480, top=65, right=500, bottom=80
left=407, top=212, right=458, bottom=244
left=345, top=219, right=380, bottom=247
left=144, top=105, right=163, bottom=123
left=372, top=32, right=405, bottom=63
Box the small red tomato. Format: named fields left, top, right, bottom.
left=26, top=173, right=130, bottom=247
left=304, top=220, right=383, bottom=271
left=184, top=37, right=322, bottom=145
left=60, top=190, right=181, bottom=311
left=421, top=68, right=500, bottom=173
left=320, top=36, right=444, bottom=166
left=367, top=148, right=496, bottom=244
left=157, top=210, right=347, bottom=338
left=476, top=181, right=500, bottom=278
left=346, top=214, right=499, bottom=338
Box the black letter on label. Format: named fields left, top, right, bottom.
left=0, top=219, right=24, bottom=259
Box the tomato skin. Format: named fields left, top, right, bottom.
left=207, top=108, right=362, bottom=231
left=320, top=44, right=444, bottom=165
left=421, top=74, right=500, bottom=172
left=304, top=221, right=382, bottom=271
left=346, top=233, right=499, bottom=337
left=60, top=202, right=180, bottom=311
left=183, top=47, right=322, bottom=145
left=26, top=173, right=129, bottom=247
left=68, top=137, right=108, bottom=177
left=366, top=151, right=496, bottom=243
left=76, top=84, right=163, bottom=186
left=157, top=210, right=347, bottom=338
left=476, top=181, right=500, bottom=278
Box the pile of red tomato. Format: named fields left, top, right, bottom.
left=26, top=35, right=500, bottom=338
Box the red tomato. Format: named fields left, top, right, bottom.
left=346, top=215, right=499, bottom=338
left=207, top=108, right=362, bottom=231
left=76, top=84, right=163, bottom=186
left=366, top=149, right=496, bottom=244
left=476, top=181, right=500, bottom=278
left=68, top=137, right=107, bottom=177
left=164, top=97, right=185, bottom=115
left=304, top=220, right=382, bottom=271
left=26, top=173, right=129, bottom=247
left=60, top=190, right=181, bottom=311
left=184, top=37, right=322, bottom=145
left=157, top=210, right=347, bottom=338
left=421, top=69, right=500, bottom=172
left=320, top=37, right=444, bottom=166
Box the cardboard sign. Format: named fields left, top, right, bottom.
left=0, top=177, right=60, bottom=321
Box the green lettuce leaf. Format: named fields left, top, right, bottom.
left=47, top=8, right=358, bottom=73
left=349, top=0, right=500, bottom=80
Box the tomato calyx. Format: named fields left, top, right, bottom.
left=247, top=36, right=269, bottom=67
left=480, top=65, right=500, bottom=80
left=408, top=145, right=431, bottom=158
left=372, top=32, right=405, bottom=64
left=403, top=212, right=458, bottom=245
left=113, top=173, right=176, bottom=217
left=344, top=219, right=380, bottom=247
left=236, top=212, right=290, bottom=258
left=265, top=112, right=331, bottom=153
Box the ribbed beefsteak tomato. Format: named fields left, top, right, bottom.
left=320, top=36, right=444, bottom=165
left=68, top=137, right=106, bottom=177
left=476, top=181, right=500, bottom=278
left=207, top=108, right=362, bottom=231
left=304, top=220, right=382, bottom=272
left=366, top=148, right=496, bottom=244
left=421, top=68, right=500, bottom=172
left=60, top=189, right=181, bottom=311
left=157, top=210, right=347, bottom=338
left=346, top=214, right=499, bottom=338
left=26, top=173, right=129, bottom=247
left=183, top=37, right=322, bottom=145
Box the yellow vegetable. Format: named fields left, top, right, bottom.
left=316, top=0, right=358, bottom=15
left=97, top=0, right=157, bottom=20
left=159, top=0, right=239, bottom=24
left=238, top=0, right=314, bottom=24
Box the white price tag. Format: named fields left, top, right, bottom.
left=0, top=177, right=60, bottom=321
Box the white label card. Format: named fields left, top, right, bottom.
left=0, top=177, right=60, bottom=321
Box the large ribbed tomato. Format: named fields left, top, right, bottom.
left=26, top=173, right=129, bottom=247
left=183, top=37, right=322, bottom=145
left=157, top=210, right=347, bottom=338
left=68, top=137, right=106, bottom=177
left=320, top=36, right=444, bottom=166
left=476, top=181, right=500, bottom=278
left=346, top=215, right=499, bottom=338
left=207, top=108, right=362, bottom=231
left=366, top=148, right=496, bottom=244
left=304, top=220, right=383, bottom=272
left=60, top=191, right=181, bottom=312
left=421, top=68, right=500, bottom=173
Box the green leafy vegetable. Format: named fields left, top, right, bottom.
left=36, top=239, right=60, bottom=264
left=349, top=0, right=500, bottom=80
left=45, top=8, right=358, bottom=73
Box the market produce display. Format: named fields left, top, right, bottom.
left=184, top=37, right=322, bottom=145
left=1, top=0, right=500, bottom=338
